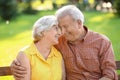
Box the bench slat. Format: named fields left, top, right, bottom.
left=116, top=61, right=120, bottom=70
left=118, top=75, right=120, bottom=80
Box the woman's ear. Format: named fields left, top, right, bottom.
left=41, top=31, right=45, bottom=37
left=78, top=20, right=82, bottom=25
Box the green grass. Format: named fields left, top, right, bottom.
left=0, top=10, right=120, bottom=80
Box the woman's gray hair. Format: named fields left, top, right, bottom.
left=32, top=15, right=58, bottom=42
left=55, top=5, right=84, bottom=23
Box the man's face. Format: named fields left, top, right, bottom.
left=58, top=15, right=82, bottom=41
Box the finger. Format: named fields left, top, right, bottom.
left=14, top=76, right=21, bottom=80
left=10, top=60, right=16, bottom=68
left=10, top=59, right=21, bottom=70
left=13, top=71, right=25, bottom=78
left=11, top=60, right=26, bottom=71
left=11, top=67, right=27, bottom=79
left=13, top=65, right=26, bottom=71
left=14, top=59, right=20, bottom=66
left=12, top=68, right=27, bottom=74
left=11, top=64, right=27, bottom=77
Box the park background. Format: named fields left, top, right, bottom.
left=0, top=0, right=120, bottom=80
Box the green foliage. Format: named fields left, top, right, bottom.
left=52, top=2, right=58, bottom=9
left=114, top=0, right=120, bottom=16
left=22, top=0, right=38, bottom=14
left=0, top=0, right=17, bottom=21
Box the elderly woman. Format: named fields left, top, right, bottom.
left=15, top=15, right=66, bottom=80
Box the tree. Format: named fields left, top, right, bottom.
left=114, top=0, right=120, bottom=16
left=21, top=0, right=37, bottom=14
left=0, top=0, right=17, bottom=21
left=68, top=0, right=79, bottom=4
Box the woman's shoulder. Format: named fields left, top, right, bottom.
left=17, top=51, right=30, bottom=67
left=20, top=43, right=36, bottom=55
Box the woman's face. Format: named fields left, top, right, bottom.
left=43, top=25, right=61, bottom=45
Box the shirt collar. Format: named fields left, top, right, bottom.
left=49, top=46, right=60, bottom=57
left=31, top=42, right=58, bottom=58
left=82, top=25, right=89, bottom=41
left=68, top=25, right=88, bottom=45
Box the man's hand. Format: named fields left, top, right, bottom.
left=99, top=77, right=112, bottom=80
left=10, top=59, right=27, bottom=80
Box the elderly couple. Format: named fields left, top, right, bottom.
left=11, top=5, right=117, bottom=80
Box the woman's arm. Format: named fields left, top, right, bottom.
left=15, top=51, right=31, bottom=80
left=62, top=58, right=66, bottom=80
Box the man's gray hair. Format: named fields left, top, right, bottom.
left=55, top=5, right=84, bottom=23
left=32, top=15, right=58, bottom=42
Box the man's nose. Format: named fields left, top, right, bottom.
left=58, top=28, right=62, bottom=36
left=61, top=28, right=65, bottom=35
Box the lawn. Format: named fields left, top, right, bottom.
left=0, top=10, right=120, bottom=80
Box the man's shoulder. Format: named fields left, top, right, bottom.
left=89, top=30, right=110, bottom=42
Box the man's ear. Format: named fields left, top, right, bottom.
left=78, top=20, right=82, bottom=25
left=77, top=20, right=82, bottom=28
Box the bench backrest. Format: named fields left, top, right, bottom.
left=116, top=61, right=120, bottom=80
left=0, top=61, right=120, bottom=79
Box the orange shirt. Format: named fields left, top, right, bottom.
left=55, top=26, right=117, bottom=80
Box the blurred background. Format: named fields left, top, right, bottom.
left=0, top=0, right=120, bottom=79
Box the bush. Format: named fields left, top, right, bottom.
left=52, top=2, right=58, bottom=9
left=22, top=0, right=38, bottom=14
left=0, top=0, right=17, bottom=21
left=114, top=0, right=120, bottom=16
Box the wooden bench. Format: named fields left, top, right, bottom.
left=116, top=61, right=120, bottom=80
left=0, top=61, right=120, bottom=79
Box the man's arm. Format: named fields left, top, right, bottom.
left=99, top=77, right=112, bottom=80
left=62, top=58, right=66, bottom=80
left=11, top=51, right=30, bottom=80
left=99, top=40, right=117, bottom=80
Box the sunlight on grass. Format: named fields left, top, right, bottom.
left=0, top=30, right=32, bottom=79
left=90, top=16, right=103, bottom=22
left=90, top=13, right=114, bottom=22
left=0, top=31, right=32, bottom=66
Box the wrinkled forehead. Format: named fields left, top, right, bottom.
left=58, top=15, right=74, bottom=25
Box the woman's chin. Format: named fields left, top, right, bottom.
left=53, top=41, right=59, bottom=45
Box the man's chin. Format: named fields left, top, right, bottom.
left=65, top=37, right=75, bottom=42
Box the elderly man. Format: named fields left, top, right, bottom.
left=11, top=5, right=117, bottom=80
